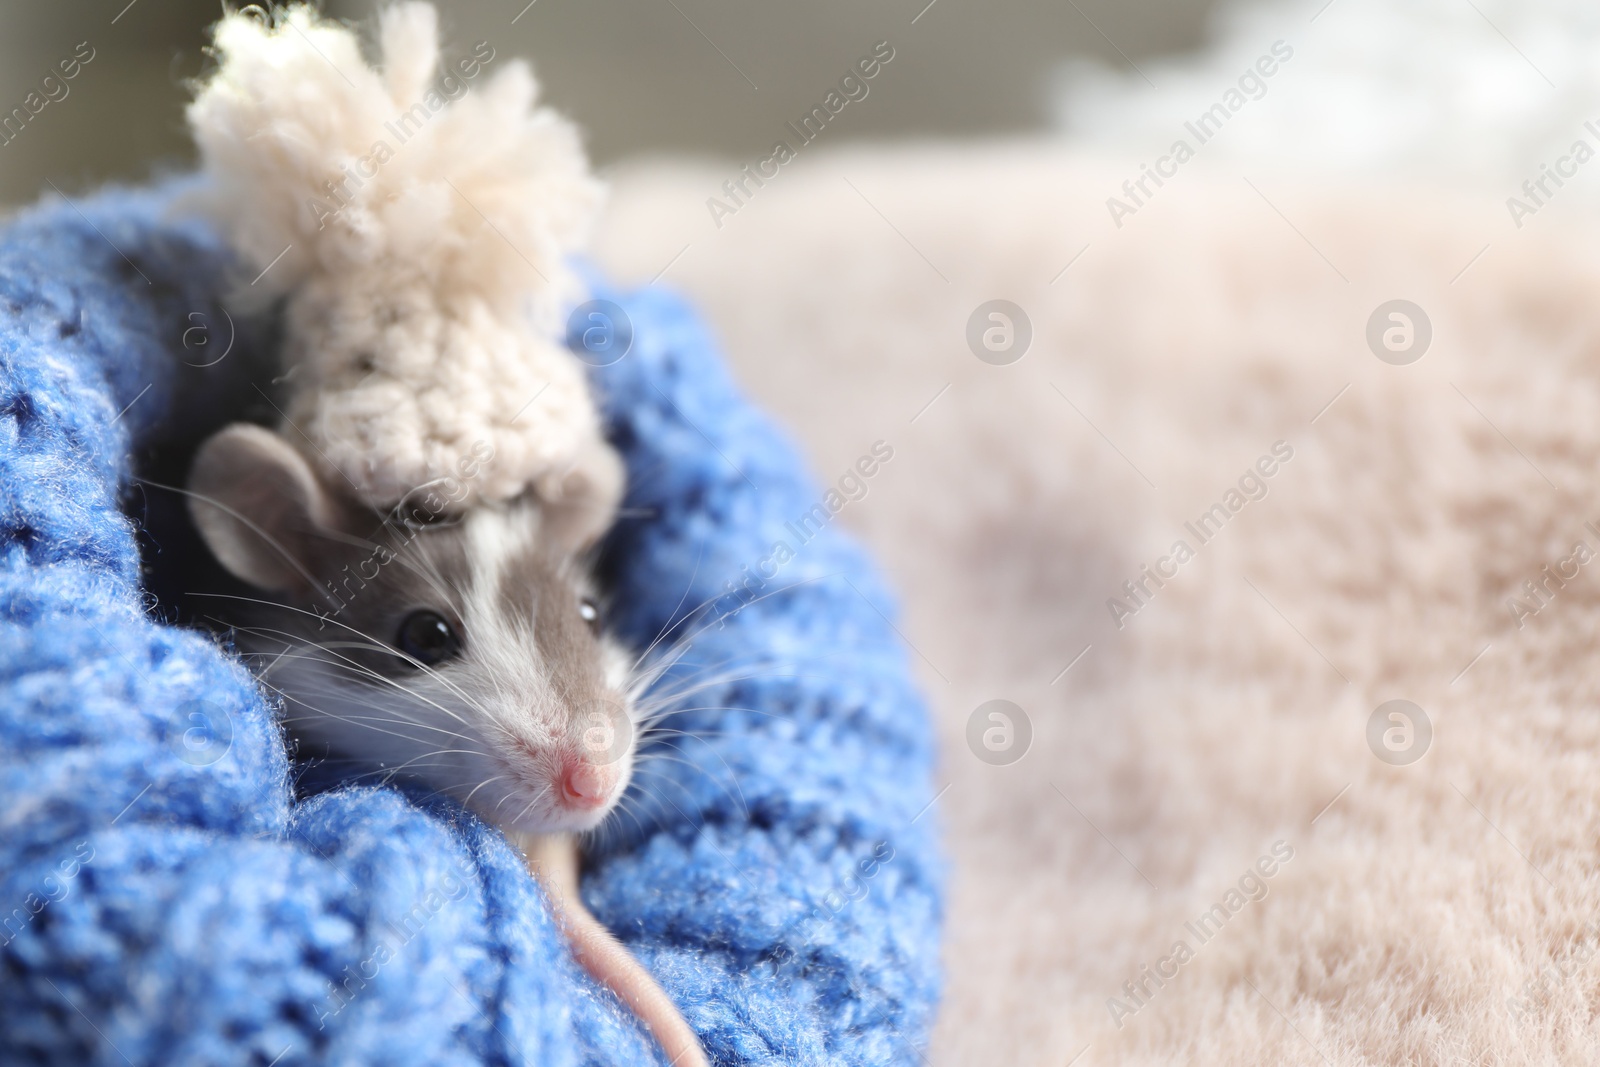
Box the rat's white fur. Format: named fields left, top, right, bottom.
left=250, top=498, right=636, bottom=837
left=187, top=2, right=613, bottom=515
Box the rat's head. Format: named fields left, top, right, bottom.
left=186, top=422, right=632, bottom=835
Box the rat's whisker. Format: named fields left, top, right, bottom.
left=316, top=527, right=457, bottom=611
left=255, top=676, right=456, bottom=752
left=630, top=743, right=749, bottom=821
left=279, top=708, right=480, bottom=746
left=640, top=704, right=792, bottom=724
left=633, top=772, right=716, bottom=833
left=196, top=593, right=490, bottom=716
left=633, top=668, right=802, bottom=716
left=136, top=478, right=337, bottom=609
left=366, top=754, right=485, bottom=789
left=636, top=735, right=748, bottom=818
left=633, top=633, right=878, bottom=703
left=631, top=643, right=806, bottom=690
left=378, top=748, right=489, bottom=775
left=506, top=782, right=553, bottom=828
left=236, top=621, right=488, bottom=732
left=632, top=729, right=742, bottom=756
left=257, top=642, right=483, bottom=734
left=600, top=794, right=651, bottom=843
left=266, top=669, right=486, bottom=742
left=624, top=544, right=707, bottom=670
left=627, top=572, right=834, bottom=674
left=298, top=637, right=493, bottom=722
left=460, top=774, right=511, bottom=809
left=631, top=658, right=859, bottom=713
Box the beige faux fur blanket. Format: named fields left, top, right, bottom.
left=595, top=141, right=1600, bottom=1066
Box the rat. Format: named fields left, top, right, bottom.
left=183, top=421, right=708, bottom=1067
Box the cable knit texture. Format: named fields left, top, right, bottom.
left=0, top=179, right=943, bottom=1066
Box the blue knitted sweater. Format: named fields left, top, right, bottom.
left=0, top=179, right=943, bottom=1066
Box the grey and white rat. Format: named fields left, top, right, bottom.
left=184, top=422, right=707, bottom=1067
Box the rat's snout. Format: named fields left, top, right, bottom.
left=559, top=755, right=616, bottom=811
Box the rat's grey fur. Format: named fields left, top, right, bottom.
left=188, top=422, right=636, bottom=835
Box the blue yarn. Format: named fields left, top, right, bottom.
left=0, top=178, right=943, bottom=1066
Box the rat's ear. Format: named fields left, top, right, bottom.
left=539, top=435, right=625, bottom=553
left=187, top=423, right=336, bottom=591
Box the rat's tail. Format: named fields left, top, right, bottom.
left=516, top=832, right=710, bottom=1067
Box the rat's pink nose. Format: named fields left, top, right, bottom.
left=560, top=758, right=610, bottom=810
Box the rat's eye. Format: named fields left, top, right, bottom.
left=397, top=610, right=462, bottom=666
left=578, top=596, right=601, bottom=633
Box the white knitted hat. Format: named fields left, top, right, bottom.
left=186, top=2, right=619, bottom=523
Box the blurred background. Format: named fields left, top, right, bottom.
left=14, top=0, right=1599, bottom=209
left=0, top=0, right=1221, bottom=204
